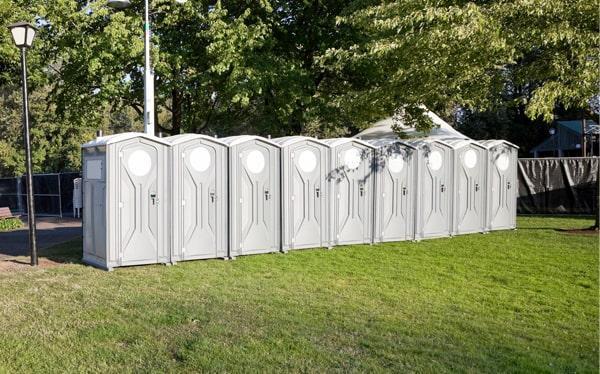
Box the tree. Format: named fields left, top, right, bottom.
left=326, top=0, right=598, bottom=131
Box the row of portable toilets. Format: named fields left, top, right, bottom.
left=81, top=133, right=518, bottom=270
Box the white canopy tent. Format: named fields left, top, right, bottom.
left=354, top=110, right=470, bottom=141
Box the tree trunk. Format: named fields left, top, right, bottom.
left=171, top=88, right=182, bottom=135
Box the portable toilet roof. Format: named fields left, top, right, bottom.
left=366, top=138, right=417, bottom=150
left=407, top=137, right=453, bottom=149
left=220, top=135, right=281, bottom=148
left=163, top=133, right=228, bottom=146
left=444, top=138, right=486, bottom=150
left=321, top=137, right=376, bottom=149
left=82, top=132, right=171, bottom=148
left=479, top=139, right=519, bottom=150
left=272, top=135, right=329, bottom=148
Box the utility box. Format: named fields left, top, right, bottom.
left=323, top=138, right=375, bottom=245
left=368, top=139, right=418, bottom=243
left=273, top=136, right=330, bottom=251
left=81, top=133, right=170, bottom=270
left=410, top=139, right=454, bottom=240
left=479, top=140, right=519, bottom=231
left=222, top=135, right=281, bottom=257
left=446, top=139, right=488, bottom=235
left=165, top=134, right=228, bottom=262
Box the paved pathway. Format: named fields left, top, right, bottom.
left=0, top=217, right=82, bottom=260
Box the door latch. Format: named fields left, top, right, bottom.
left=210, top=192, right=216, bottom=203
left=315, top=187, right=320, bottom=198
left=440, top=184, right=446, bottom=193
left=150, top=193, right=158, bottom=205
left=359, top=182, right=365, bottom=197
left=475, top=183, right=480, bottom=192
left=264, top=189, right=271, bottom=200
left=402, top=187, right=407, bottom=196
left=507, top=181, right=511, bottom=190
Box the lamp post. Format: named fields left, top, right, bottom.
left=108, top=0, right=155, bottom=135
left=549, top=128, right=557, bottom=158
left=8, top=21, right=38, bottom=266
left=107, top=0, right=187, bottom=135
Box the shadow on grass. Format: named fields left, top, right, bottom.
left=40, top=239, right=83, bottom=264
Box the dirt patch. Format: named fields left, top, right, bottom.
left=556, top=228, right=599, bottom=237
left=0, top=257, right=66, bottom=272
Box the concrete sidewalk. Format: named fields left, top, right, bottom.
left=0, top=217, right=82, bottom=260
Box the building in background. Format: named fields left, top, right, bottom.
left=530, top=120, right=600, bottom=158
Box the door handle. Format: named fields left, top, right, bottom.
left=359, top=183, right=365, bottom=197
left=264, top=189, right=271, bottom=201
left=402, top=187, right=407, bottom=196
left=475, top=183, right=480, bottom=192
left=210, top=192, right=216, bottom=203
left=150, top=193, right=158, bottom=205
left=315, top=187, right=320, bottom=198
left=507, top=181, right=511, bottom=190
left=440, top=184, right=446, bottom=193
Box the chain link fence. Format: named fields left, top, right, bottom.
left=0, top=172, right=81, bottom=217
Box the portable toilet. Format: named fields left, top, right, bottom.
left=222, top=135, right=281, bottom=257
left=165, top=134, right=228, bottom=262
left=409, top=139, right=454, bottom=240
left=367, top=139, right=418, bottom=243
left=322, top=138, right=376, bottom=246
left=446, top=139, right=488, bottom=235
left=273, top=136, right=330, bottom=251
left=479, top=140, right=519, bottom=231
left=81, top=133, right=170, bottom=270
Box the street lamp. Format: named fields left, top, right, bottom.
left=108, top=0, right=155, bottom=135
left=8, top=21, right=38, bottom=266
left=107, top=0, right=187, bottom=135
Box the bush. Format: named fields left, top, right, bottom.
left=0, top=217, right=22, bottom=231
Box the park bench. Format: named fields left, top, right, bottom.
left=0, top=207, right=16, bottom=220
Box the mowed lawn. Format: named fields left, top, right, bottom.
left=0, top=217, right=597, bottom=372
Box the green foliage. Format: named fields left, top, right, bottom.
left=0, top=217, right=21, bottom=231
left=0, top=0, right=596, bottom=174
left=0, top=217, right=597, bottom=371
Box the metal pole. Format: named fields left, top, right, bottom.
left=20, top=47, right=38, bottom=266
left=581, top=115, right=587, bottom=157
left=144, top=0, right=155, bottom=136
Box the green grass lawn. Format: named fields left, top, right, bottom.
left=0, top=216, right=597, bottom=372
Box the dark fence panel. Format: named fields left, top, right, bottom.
left=518, top=157, right=599, bottom=215
left=0, top=172, right=81, bottom=217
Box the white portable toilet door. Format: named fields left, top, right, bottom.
left=379, top=148, right=412, bottom=241
left=181, top=143, right=221, bottom=258
left=421, top=144, right=451, bottom=237
left=118, top=141, right=162, bottom=264
left=334, top=144, right=373, bottom=244
left=238, top=142, right=277, bottom=253
left=490, top=148, right=516, bottom=228
left=289, top=143, right=325, bottom=248
left=455, top=145, right=486, bottom=233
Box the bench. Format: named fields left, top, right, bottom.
left=0, top=207, right=15, bottom=220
